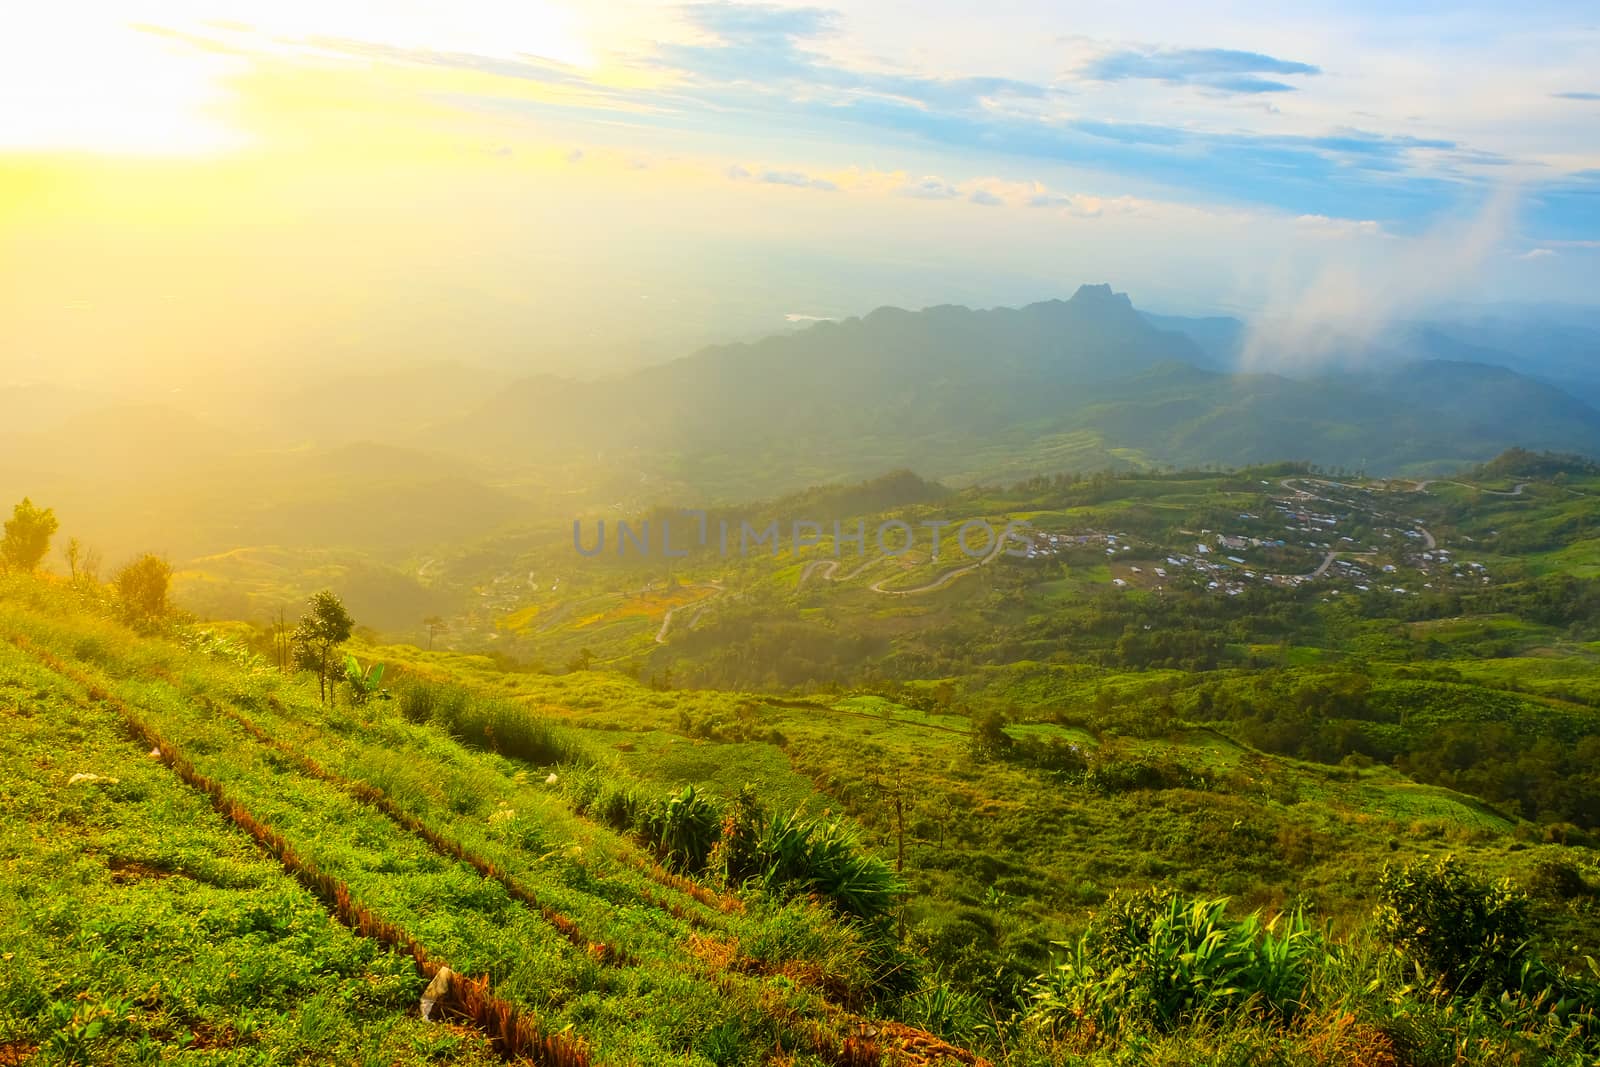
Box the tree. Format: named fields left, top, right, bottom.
left=114, top=554, right=173, bottom=622
left=63, top=538, right=82, bottom=581
left=2, top=498, right=58, bottom=573
left=969, top=708, right=1013, bottom=761
left=292, top=590, right=354, bottom=704
left=271, top=606, right=292, bottom=673
left=424, top=615, right=446, bottom=651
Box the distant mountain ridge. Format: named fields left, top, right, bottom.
left=429, top=285, right=1600, bottom=494
left=7, top=285, right=1598, bottom=561
left=1145, top=306, right=1600, bottom=407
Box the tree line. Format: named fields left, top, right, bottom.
left=3, top=496, right=376, bottom=707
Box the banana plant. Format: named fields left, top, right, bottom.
left=343, top=654, right=387, bottom=706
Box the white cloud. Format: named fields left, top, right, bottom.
left=899, top=175, right=961, bottom=199
left=1240, top=186, right=1519, bottom=373
left=1293, top=214, right=1386, bottom=238
left=726, top=163, right=837, bottom=190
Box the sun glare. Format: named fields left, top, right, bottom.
left=1, top=14, right=244, bottom=155
left=1, top=1, right=596, bottom=157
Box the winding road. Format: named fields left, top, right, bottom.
left=1409, top=479, right=1529, bottom=497
left=655, top=583, right=723, bottom=644
left=797, top=527, right=1022, bottom=597
left=796, top=555, right=890, bottom=588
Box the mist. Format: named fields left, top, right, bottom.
left=1236, top=188, right=1521, bottom=375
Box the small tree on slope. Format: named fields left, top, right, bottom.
left=2, top=498, right=58, bottom=574
left=293, top=590, right=354, bottom=705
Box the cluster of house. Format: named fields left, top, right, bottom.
left=1018, top=530, right=1135, bottom=559
left=1018, top=484, right=1498, bottom=599
left=1272, top=500, right=1343, bottom=539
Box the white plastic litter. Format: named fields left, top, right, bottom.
left=420, top=966, right=454, bottom=1021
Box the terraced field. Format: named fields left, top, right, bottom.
left=0, top=596, right=983, bottom=1066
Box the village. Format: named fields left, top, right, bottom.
left=1014, top=479, right=1496, bottom=599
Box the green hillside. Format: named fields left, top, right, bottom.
left=4, top=518, right=1600, bottom=1063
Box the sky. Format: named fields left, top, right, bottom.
left=2, top=1, right=1598, bottom=387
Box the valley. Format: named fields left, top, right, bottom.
left=8, top=448, right=1599, bottom=1063
left=10, top=6, right=1600, bottom=1061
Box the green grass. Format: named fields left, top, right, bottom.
left=0, top=641, right=497, bottom=1066
left=0, top=590, right=951, bottom=1066
left=8, top=469, right=1600, bottom=1067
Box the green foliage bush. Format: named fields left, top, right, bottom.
left=1083, top=751, right=1211, bottom=794
left=751, top=807, right=901, bottom=921
left=703, top=786, right=902, bottom=921
left=560, top=762, right=647, bottom=833
left=1026, top=890, right=1318, bottom=1038
left=1374, top=856, right=1531, bottom=996
left=641, top=784, right=722, bottom=874
left=342, top=654, right=386, bottom=706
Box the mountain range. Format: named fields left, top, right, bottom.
left=5, top=284, right=1598, bottom=565
left=422, top=283, right=1600, bottom=494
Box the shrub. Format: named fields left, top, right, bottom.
left=898, top=974, right=992, bottom=1046
left=641, top=785, right=722, bottom=873
left=711, top=785, right=768, bottom=886
left=1084, top=754, right=1201, bottom=793
left=113, top=553, right=172, bottom=623
left=1528, top=856, right=1591, bottom=900
left=1374, top=856, right=1531, bottom=996
left=751, top=808, right=900, bottom=922
left=1026, top=890, right=1319, bottom=1038
left=342, top=654, right=385, bottom=706
left=561, top=764, right=647, bottom=833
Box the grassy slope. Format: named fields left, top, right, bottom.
left=358, top=639, right=1597, bottom=977
left=1, top=584, right=978, bottom=1067
left=0, top=637, right=499, bottom=1066
left=6, top=581, right=1600, bottom=1064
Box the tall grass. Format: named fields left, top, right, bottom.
left=557, top=773, right=902, bottom=922
left=394, top=677, right=589, bottom=766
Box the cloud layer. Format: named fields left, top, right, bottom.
left=1077, top=46, right=1320, bottom=94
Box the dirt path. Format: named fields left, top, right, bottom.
left=655, top=584, right=723, bottom=644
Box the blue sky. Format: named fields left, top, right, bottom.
left=227, top=0, right=1600, bottom=242
left=3, top=0, right=1597, bottom=383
